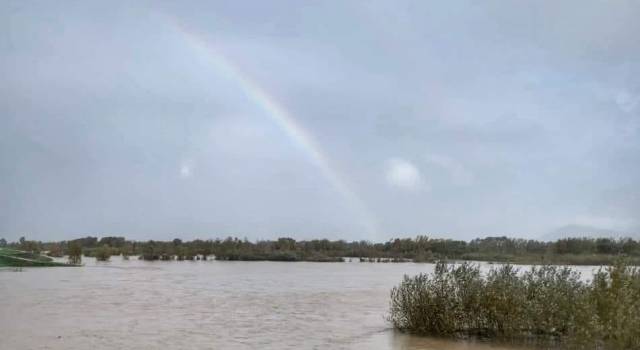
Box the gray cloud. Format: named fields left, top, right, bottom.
left=1, top=1, right=639, bottom=241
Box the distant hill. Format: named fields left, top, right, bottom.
left=541, top=224, right=638, bottom=241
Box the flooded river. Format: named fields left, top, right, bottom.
left=0, top=258, right=597, bottom=349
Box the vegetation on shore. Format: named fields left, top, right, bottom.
left=0, top=248, right=76, bottom=267
left=389, top=260, right=640, bottom=349
left=2, top=235, right=640, bottom=264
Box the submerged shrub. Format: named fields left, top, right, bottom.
left=580, top=261, right=640, bottom=348
left=389, top=260, right=640, bottom=349
left=521, top=266, right=584, bottom=338
left=67, top=242, right=82, bottom=265
left=389, top=262, right=485, bottom=336
left=94, top=244, right=111, bottom=261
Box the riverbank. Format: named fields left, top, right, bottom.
left=0, top=248, right=76, bottom=267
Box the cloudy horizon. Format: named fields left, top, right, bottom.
left=2, top=1, right=639, bottom=242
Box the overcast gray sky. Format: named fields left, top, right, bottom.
left=2, top=1, right=639, bottom=242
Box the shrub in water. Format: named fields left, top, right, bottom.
left=94, top=245, right=111, bottom=261
left=389, top=260, right=640, bottom=348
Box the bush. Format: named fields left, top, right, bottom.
left=94, top=245, right=111, bottom=261
left=389, top=260, right=640, bottom=348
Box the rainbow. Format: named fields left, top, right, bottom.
left=167, top=20, right=378, bottom=237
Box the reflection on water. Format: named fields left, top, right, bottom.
left=388, top=333, right=516, bottom=350
left=0, top=258, right=594, bottom=349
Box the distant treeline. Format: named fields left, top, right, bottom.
left=2, top=235, right=640, bottom=264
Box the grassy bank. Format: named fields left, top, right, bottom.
left=0, top=248, right=76, bottom=267
left=389, top=261, right=640, bottom=349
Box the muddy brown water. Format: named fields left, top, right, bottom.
left=0, top=258, right=598, bottom=349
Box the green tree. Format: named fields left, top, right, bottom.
left=141, top=241, right=157, bottom=260
left=121, top=243, right=133, bottom=260
left=94, top=244, right=111, bottom=261
left=0, top=238, right=6, bottom=247
left=622, top=239, right=640, bottom=256
left=68, top=242, right=82, bottom=265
